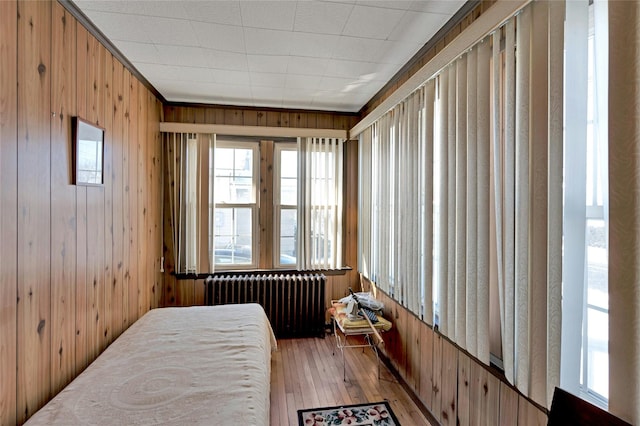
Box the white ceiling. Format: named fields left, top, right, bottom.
left=74, top=0, right=466, bottom=112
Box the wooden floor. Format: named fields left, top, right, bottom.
left=270, top=334, right=433, bottom=425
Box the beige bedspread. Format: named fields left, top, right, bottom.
left=26, top=304, right=277, bottom=425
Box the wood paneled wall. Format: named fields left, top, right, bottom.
left=163, top=116, right=359, bottom=307
left=163, top=104, right=359, bottom=132
left=0, top=1, right=163, bottom=424
left=373, top=291, right=548, bottom=426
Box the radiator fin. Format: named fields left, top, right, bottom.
left=205, top=273, right=326, bottom=338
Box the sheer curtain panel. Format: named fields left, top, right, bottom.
left=164, top=132, right=215, bottom=274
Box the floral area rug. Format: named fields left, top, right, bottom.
left=298, top=401, right=399, bottom=425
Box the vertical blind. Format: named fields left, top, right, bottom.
left=296, top=137, right=344, bottom=270
left=358, top=0, right=564, bottom=408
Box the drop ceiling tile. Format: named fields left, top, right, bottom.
left=409, top=0, right=466, bottom=15
left=73, top=1, right=128, bottom=13
left=168, top=66, right=218, bottom=83
left=154, top=45, right=211, bottom=68
left=287, top=56, right=329, bottom=76
left=163, top=81, right=252, bottom=103
left=388, top=10, right=448, bottom=42
left=142, top=1, right=190, bottom=20
left=84, top=11, right=152, bottom=43
left=191, top=21, right=246, bottom=53
left=289, top=33, right=338, bottom=59
left=244, top=28, right=292, bottom=56
left=183, top=1, right=243, bottom=26
left=240, top=1, right=296, bottom=31
left=142, top=16, right=199, bottom=47
left=293, top=1, right=353, bottom=35
left=250, top=72, right=287, bottom=88
left=331, top=36, right=386, bottom=62
left=318, top=75, right=372, bottom=93
left=134, top=63, right=176, bottom=82
left=325, top=58, right=383, bottom=79
left=285, top=74, right=322, bottom=90
left=379, top=40, right=424, bottom=64
left=251, top=86, right=284, bottom=105
left=282, top=88, right=319, bottom=107
left=211, top=70, right=251, bottom=86
left=205, top=50, right=249, bottom=72
left=342, top=4, right=405, bottom=40
left=355, top=1, right=414, bottom=10
left=247, top=55, right=290, bottom=73
left=116, top=41, right=162, bottom=65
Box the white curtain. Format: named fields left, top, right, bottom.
left=608, top=1, right=639, bottom=423
left=296, top=137, right=344, bottom=270
left=163, top=132, right=215, bottom=274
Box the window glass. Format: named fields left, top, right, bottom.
left=213, top=142, right=258, bottom=268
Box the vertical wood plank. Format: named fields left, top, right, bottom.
left=440, top=339, right=458, bottom=425
left=111, top=57, right=125, bottom=336
left=85, top=34, right=105, bottom=362
left=74, top=21, right=89, bottom=374
left=16, top=1, right=52, bottom=421
left=50, top=0, right=77, bottom=396
left=457, top=352, right=471, bottom=426
left=259, top=140, right=274, bottom=269
left=418, top=323, right=434, bottom=409
left=343, top=140, right=358, bottom=274
left=518, top=395, right=547, bottom=426
left=405, top=315, right=421, bottom=391
left=149, top=97, right=160, bottom=309
left=499, top=382, right=519, bottom=426
left=102, top=46, right=114, bottom=349
left=121, top=68, right=131, bottom=328
left=0, top=1, right=18, bottom=423
left=128, top=77, right=139, bottom=323
left=86, top=184, right=105, bottom=363
left=137, top=83, right=148, bottom=316
left=432, top=332, right=443, bottom=422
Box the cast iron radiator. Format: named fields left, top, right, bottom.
left=204, top=273, right=326, bottom=338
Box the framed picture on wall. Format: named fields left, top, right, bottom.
left=72, top=117, right=104, bottom=186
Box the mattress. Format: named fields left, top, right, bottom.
left=26, top=304, right=277, bottom=425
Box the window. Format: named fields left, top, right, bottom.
left=561, top=0, right=609, bottom=409
left=213, top=141, right=259, bottom=268
left=274, top=144, right=297, bottom=267
left=581, top=3, right=608, bottom=403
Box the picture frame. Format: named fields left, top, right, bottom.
left=72, top=117, right=104, bottom=186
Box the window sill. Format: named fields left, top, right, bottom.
left=172, top=266, right=352, bottom=280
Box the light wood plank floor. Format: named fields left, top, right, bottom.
left=270, top=335, right=433, bottom=425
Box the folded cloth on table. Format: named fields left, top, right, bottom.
left=328, top=301, right=392, bottom=332
left=339, top=292, right=384, bottom=311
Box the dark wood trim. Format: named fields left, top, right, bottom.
left=165, top=101, right=360, bottom=119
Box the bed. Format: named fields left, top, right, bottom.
left=26, top=304, right=277, bottom=425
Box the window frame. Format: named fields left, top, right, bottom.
left=212, top=140, right=260, bottom=270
